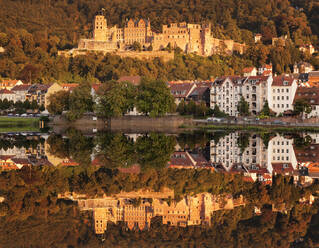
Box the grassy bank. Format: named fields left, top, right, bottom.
left=195, top=124, right=319, bottom=133
left=0, top=117, right=40, bottom=132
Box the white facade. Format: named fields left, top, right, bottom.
left=269, top=77, right=297, bottom=115
left=210, top=77, right=246, bottom=117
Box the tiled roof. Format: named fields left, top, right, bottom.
left=91, top=83, right=102, bottom=92
left=272, top=163, right=294, bottom=174
left=213, top=76, right=247, bottom=86
left=243, top=67, right=256, bottom=73
left=293, top=87, right=319, bottom=105
left=11, top=84, right=31, bottom=91
left=61, top=83, right=79, bottom=91
left=246, top=75, right=269, bottom=85
left=168, top=83, right=195, bottom=98
left=0, top=89, right=14, bottom=94
left=169, top=151, right=195, bottom=167
left=272, top=76, right=295, bottom=86
left=309, top=71, right=319, bottom=78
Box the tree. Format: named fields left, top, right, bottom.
left=131, top=41, right=142, bottom=51
left=293, top=99, right=312, bottom=117
left=136, top=79, right=176, bottom=117
left=95, top=81, right=136, bottom=118
left=237, top=96, right=250, bottom=116
left=67, top=84, right=93, bottom=121
left=260, top=100, right=270, bottom=116
left=47, top=90, right=70, bottom=115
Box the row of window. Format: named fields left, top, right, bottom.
left=273, top=104, right=290, bottom=108
left=273, top=96, right=289, bottom=100
left=273, top=88, right=289, bottom=93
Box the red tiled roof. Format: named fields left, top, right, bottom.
left=61, top=83, right=79, bottom=91
left=0, top=89, right=14, bottom=94
left=246, top=75, right=269, bottom=85
left=169, top=151, right=195, bottom=167
left=11, top=84, right=31, bottom=91
left=168, top=83, right=195, bottom=98
left=293, top=87, right=319, bottom=105
left=272, top=76, right=295, bottom=86
left=243, top=67, right=255, bottom=73
left=272, top=163, right=294, bottom=174
left=91, top=83, right=102, bottom=92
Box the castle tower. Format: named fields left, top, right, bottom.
left=93, top=14, right=107, bottom=41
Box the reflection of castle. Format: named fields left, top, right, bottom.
left=67, top=189, right=244, bottom=234
left=73, top=190, right=244, bottom=234
left=74, top=13, right=245, bottom=56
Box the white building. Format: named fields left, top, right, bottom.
left=242, top=75, right=271, bottom=115
left=269, top=76, right=297, bottom=115
left=210, top=76, right=247, bottom=117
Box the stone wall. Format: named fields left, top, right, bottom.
left=108, top=115, right=193, bottom=133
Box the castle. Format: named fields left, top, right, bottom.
left=76, top=11, right=245, bottom=57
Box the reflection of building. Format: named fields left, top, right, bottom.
left=209, top=133, right=313, bottom=183
left=75, top=191, right=244, bottom=234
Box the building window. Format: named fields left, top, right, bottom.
left=286, top=96, right=289, bottom=100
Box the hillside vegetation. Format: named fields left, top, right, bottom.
left=0, top=0, right=318, bottom=83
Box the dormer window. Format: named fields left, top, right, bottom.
left=283, top=81, right=288, bottom=86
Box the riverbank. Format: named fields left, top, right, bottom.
left=50, top=114, right=193, bottom=134
left=0, top=117, right=40, bottom=132
left=195, top=123, right=319, bottom=132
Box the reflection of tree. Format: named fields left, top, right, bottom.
left=237, top=133, right=251, bottom=154
left=94, top=133, right=136, bottom=168
left=135, top=133, right=176, bottom=170
left=47, top=129, right=93, bottom=165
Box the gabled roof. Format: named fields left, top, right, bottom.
left=213, top=76, right=247, bottom=86
left=11, top=84, right=32, bottom=91
left=272, top=76, right=295, bottom=86
left=168, top=83, right=196, bottom=98
left=246, top=75, right=269, bottom=85
left=293, top=87, right=319, bottom=105
left=272, top=163, right=294, bottom=174
left=169, top=151, right=196, bottom=167
left=0, top=89, right=15, bottom=94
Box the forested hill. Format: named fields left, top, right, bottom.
left=0, top=0, right=318, bottom=47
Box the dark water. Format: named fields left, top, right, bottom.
left=0, top=130, right=318, bottom=247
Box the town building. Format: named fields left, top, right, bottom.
left=0, top=89, right=15, bottom=102
left=269, top=76, right=297, bottom=115
left=299, top=44, right=316, bottom=55
left=258, top=64, right=273, bottom=76
left=308, top=71, right=319, bottom=84
left=293, top=87, right=319, bottom=118
left=10, top=84, right=32, bottom=102
left=254, top=34, right=262, bottom=43
left=168, top=82, right=197, bottom=105
left=243, top=67, right=257, bottom=77
left=293, top=62, right=314, bottom=74
left=210, top=76, right=247, bottom=116
left=27, top=83, right=63, bottom=109
left=210, top=75, right=273, bottom=116
left=0, top=79, right=23, bottom=90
